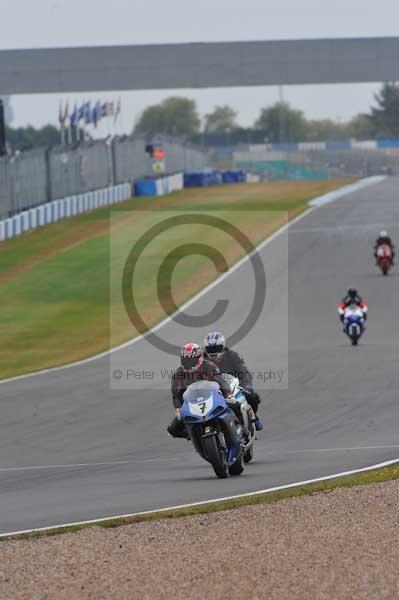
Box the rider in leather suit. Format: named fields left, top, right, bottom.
left=203, top=332, right=263, bottom=431
left=167, top=343, right=231, bottom=439
left=374, top=230, right=395, bottom=264
left=338, top=288, right=368, bottom=324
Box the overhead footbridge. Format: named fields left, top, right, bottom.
left=1, top=37, right=399, bottom=94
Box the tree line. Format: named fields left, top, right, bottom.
left=4, top=83, right=399, bottom=150
left=5, top=124, right=60, bottom=150
left=134, top=83, right=399, bottom=144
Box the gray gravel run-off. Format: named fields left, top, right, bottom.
left=1, top=479, right=399, bottom=600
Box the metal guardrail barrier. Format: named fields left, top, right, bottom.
left=0, top=135, right=209, bottom=219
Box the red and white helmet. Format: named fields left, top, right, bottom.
left=180, top=343, right=203, bottom=372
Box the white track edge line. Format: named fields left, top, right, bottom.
left=0, top=176, right=384, bottom=386
left=0, top=460, right=130, bottom=472
left=1, top=455, right=397, bottom=538
left=308, top=175, right=386, bottom=207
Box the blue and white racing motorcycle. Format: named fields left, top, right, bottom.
left=343, top=304, right=366, bottom=346
left=181, top=380, right=244, bottom=478
left=220, top=373, right=257, bottom=464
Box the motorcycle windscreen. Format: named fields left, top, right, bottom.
left=183, top=380, right=220, bottom=403
left=182, top=381, right=222, bottom=418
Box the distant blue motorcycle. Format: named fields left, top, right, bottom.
left=343, top=304, right=365, bottom=346
left=181, top=380, right=244, bottom=478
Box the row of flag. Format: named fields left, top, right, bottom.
left=58, top=99, right=121, bottom=129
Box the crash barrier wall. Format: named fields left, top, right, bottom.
left=215, top=139, right=399, bottom=166
left=134, top=169, right=252, bottom=196
left=236, top=161, right=328, bottom=181
left=288, top=149, right=399, bottom=178
left=49, top=142, right=110, bottom=201
left=113, top=136, right=208, bottom=185
left=0, top=183, right=131, bottom=241
left=238, top=139, right=399, bottom=153
left=245, top=172, right=261, bottom=183
left=184, top=169, right=223, bottom=187
left=221, top=170, right=247, bottom=183
left=0, top=166, right=256, bottom=239
left=236, top=145, right=399, bottom=178
left=0, top=148, right=48, bottom=217
left=134, top=173, right=184, bottom=197
left=184, top=168, right=258, bottom=187
left=0, top=136, right=209, bottom=218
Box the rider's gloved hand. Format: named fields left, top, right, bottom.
left=244, top=388, right=263, bottom=431
left=175, top=407, right=182, bottom=421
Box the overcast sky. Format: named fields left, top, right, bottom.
left=2, top=0, right=399, bottom=133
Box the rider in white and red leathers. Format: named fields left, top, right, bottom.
left=374, top=230, right=395, bottom=264
left=338, top=288, right=368, bottom=324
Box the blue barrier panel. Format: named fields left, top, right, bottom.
left=377, top=139, right=399, bottom=148
left=135, top=179, right=158, bottom=196
left=184, top=171, right=204, bottom=187
left=222, top=170, right=247, bottom=183
left=184, top=169, right=223, bottom=187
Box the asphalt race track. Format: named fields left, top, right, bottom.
left=1, top=177, right=399, bottom=535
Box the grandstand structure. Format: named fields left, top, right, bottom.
left=216, top=140, right=399, bottom=180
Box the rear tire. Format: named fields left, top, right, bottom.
left=202, top=435, right=228, bottom=479
left=228, top=456, right=244, bottom=476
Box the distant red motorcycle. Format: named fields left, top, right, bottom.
left=376, top=244, right=393, bottom=276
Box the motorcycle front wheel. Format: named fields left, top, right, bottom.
left=202, top=435, right=228, bottom=479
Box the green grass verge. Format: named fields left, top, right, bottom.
left=2, top=460, right=398, bottom=541
left=0, top=179, right=353, bottom=379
